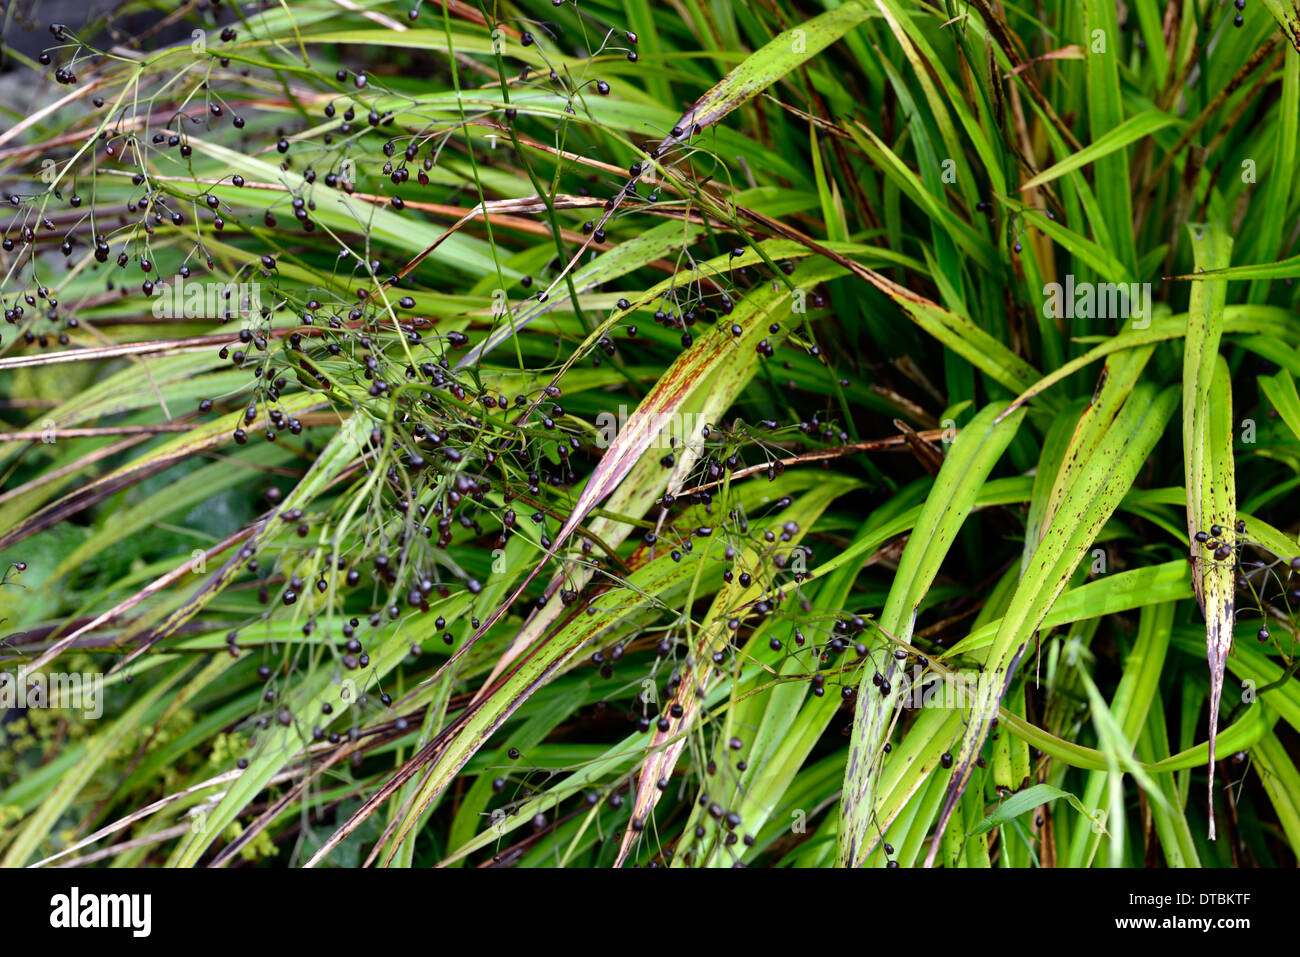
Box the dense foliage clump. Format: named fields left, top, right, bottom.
left=1, top=0, right=1299, bottom=869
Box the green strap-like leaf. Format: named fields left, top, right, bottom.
left=925, top=382, right=1178, bottom=866
left=1182, top=222, right=1236, bottom=840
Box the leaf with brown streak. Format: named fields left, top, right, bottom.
left=1182, top=223, right=1236, bottom=840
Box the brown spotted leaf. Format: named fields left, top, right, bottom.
left=1182, top=223, right=1236, bottom=840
